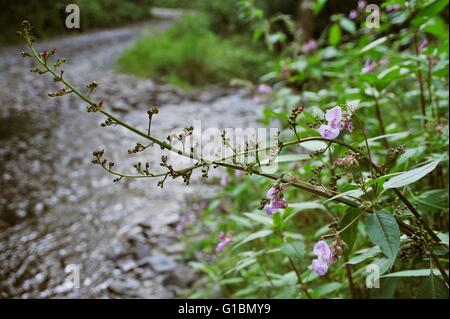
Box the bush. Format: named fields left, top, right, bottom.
left=117, top=14, right=271, bottom=87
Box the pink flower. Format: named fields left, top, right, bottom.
left=349, top=10, right=358, bottom=19
left=302, top=39, right=318, bottom=54
left=215, top=232, right=232, bottom=252
left=362, top=59, right=377, bottom=73
left=175, top=213, right=190, bottom=233
left=264, top=187, right=288, bottom=215
left=311, top=240, right=333, bottom=276
left=220, top=175, right=229, bottom=186
left=257, top=84, right=273, bottom=95
left=235, top=170, right=244, bottom=178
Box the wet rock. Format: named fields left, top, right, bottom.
left=138, top=253, right=177, bottom=273
left=162, top=265, right=197, bottom=288
left=116, top=258, right=137, bottom=273
left=107, top=277, right=141, bottom=296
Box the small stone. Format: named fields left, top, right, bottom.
left=138, top=253, right=176, bottom=273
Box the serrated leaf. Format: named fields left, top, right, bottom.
left=366, top=211, right=400, bottom=267
left=383, top=159, right=442, bottom=189
left=417, top=272, right=450, bottom=299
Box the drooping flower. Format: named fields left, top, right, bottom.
left=362, top=58, right=377, bottom=74
left=264, top=186, right=288, bottom=215
left=318, top=106, right=353, bottom=140
left=215, top=232, right=232, bottom=252
left=302, top=39, right=318, bottom=54
left=311, top=240, right=334, bottom=276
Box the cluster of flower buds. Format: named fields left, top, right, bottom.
left=333, top=154, right=358, bottom=168
left=86, top=100, right=104, bottom=113
left=86, top=81, right=98, bottom=94
left=92, top=150, right=106, bottom=166
left=134, top=161, right=152, bottom=176
left=48, top=87, right=72, bottom=97
left=382, top=145, right=406, bottom=173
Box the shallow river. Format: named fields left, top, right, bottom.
left=0, top=18, right=262, bottom=298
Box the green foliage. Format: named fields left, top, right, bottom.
left=0, top=0, right=154, bottom=45
left=117, top=14, right=270, bottom=87
left=180, top=0, right=449, bottom=299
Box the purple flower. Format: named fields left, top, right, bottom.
left=264, top=187, right=288, bottom=215
left=419, top=39, right=429, bottom=52
left=357, top=0, right=367, bottom=10
left=257, top=83, right=273, bottom=95
left=349, top=10, right=358, bottom=19
left=318, top=124, right=340, bottom=140
left=311, top=240, right=333, bottom=276
left=362, top=59, right=377, bottom=74
left=215, top=232, right=232, bottom=252
left=302, top=39, right=318, bottom=54
left=325, top=106, right=342, bottom=128
left=318, top=106, right=353, bottom=140
left=386, top=4, right=400, bottom=12
left=220, top=175, right=229, bottom=186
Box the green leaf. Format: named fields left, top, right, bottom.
left=383, top=159, right=442, bottom=189
left=347, top=246, right=382, bottom=265
left=382, top=269, right=444, bottom=278
left=366, top=211, right=400, bottom=267
left=339, top=17, right=356, bottom=34
left=233, top=229, right=273, bottom=249
left=328, top=23, right=341, bottom=46
left=340, top=209, right=361, bottom=257
left=369, top=278, right=398, bottom=299
left=413, top=0, right=449, bottom=26
left=244, top=212, right=273, bottom=226
left=313, top=0, right=327, bottom=14
left=360, top=36, right=388, bottom=53
left=280, top=241, right=305, bottom=266
left=417, top=272, right=450, bottom=299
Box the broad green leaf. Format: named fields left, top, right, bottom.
left=347, top=246, right=382, bottom=265
left=328, top=23, right=341, bottom=46
left=383, top=159, right=442, bottom=189
left=244, top=212, right=273, bottom=226
left=366, top=211, right=400, bottom=266
left=382, top=269, right=444, bottom=278
left=233, top=229, right=273, bottom=249
left=413, top=0, right=449, bottom=26
left=369, top=278, right=398, bottom=299
left=339, top=17, right=356, bottom=34
left=360, top=36, right=388, bottom=53
left=417, top=272, right=450, bottom=299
